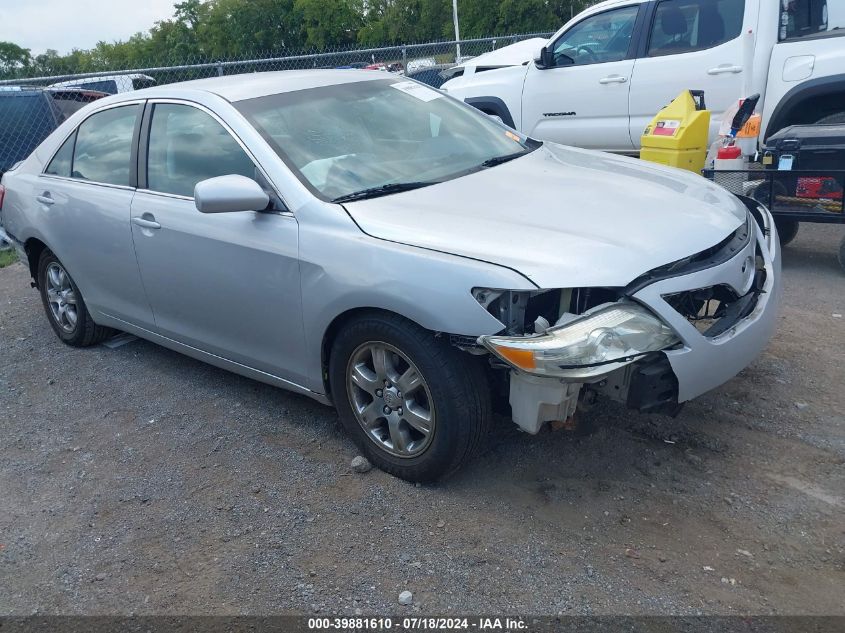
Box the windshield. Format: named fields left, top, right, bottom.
left=236, top=78, right=536, bottom=201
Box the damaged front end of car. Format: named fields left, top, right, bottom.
left=460, top=202, right=780, bottom=435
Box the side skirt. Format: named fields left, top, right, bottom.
left=95, top=312, right=333, bottom=407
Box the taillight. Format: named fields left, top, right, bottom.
left=0, top=184, right=5, bottom=211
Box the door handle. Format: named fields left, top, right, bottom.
left=707, top=65, right=743, bottom=75
left=132, top=216, right=161, bottom=230
left=599, top=75, right=628, bottom=84
left=36, top=194, right=55, bottom=206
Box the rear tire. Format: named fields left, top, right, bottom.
left=38, top=250, right=112, bottom=347
left=329, top=312, right=491, bottom=483
left=839, top=236, right=845, bottom=274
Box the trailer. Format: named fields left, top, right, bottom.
left=703, top=168, right=845, bottom=272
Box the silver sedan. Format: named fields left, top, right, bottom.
left=0, top=71, right=781, bottom=481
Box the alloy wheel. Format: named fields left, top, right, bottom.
left=346, top=342, right=436, bottom=458
left=45, top=262, right=78, bottom=333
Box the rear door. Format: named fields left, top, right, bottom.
left=628, top=0, right=751, bottom=148
left=36, top=101, right=155, bottom=327
left=520, top=3, right=643, bottom=152
left=130, top=100, right=307, bottom=385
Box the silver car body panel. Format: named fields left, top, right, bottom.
left=634, top=209, right=782, bottom=402
left=0, top=70, right=781, bottom=411
left=346, top=143, right=748, bottom=289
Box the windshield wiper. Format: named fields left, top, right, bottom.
left=332, top=181, right=436, bottom=203
left=479, top=150, right=530, bottom=169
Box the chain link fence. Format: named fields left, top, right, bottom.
left=0, top=33, right=551, bottom=176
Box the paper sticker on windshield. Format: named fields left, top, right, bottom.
left=391, top=81, right=441, bottom=102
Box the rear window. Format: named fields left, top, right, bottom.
left=49, top=92, right=105, bottom=122
left=70, top=80, right=118, bottom=94
left=132, top=77, right=156, bottom=90
left=780, top=0, right=843, bottom=41
left=0, top=93, right=56, bottom=172
left=648, top=0, right=745, bottom=56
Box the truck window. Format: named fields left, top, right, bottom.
left=780, top=1, right=842, bottom=41
left=648, top=0, right=745, bottom=56
left=551, top=5, right=640, bottom=66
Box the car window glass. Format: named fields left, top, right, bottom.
left=132, top=77, right=156, bottom=90
left=147, top=104, right=256, bottom=198
left=781, top=0, right=842, bottom=40
left=45, top=133, right=75, bottom=177
left=648, top=0, right=744, bottom=56
left=49, top=91, right=106, bottom=122
left=552, top=6, right=640, bottom=66
left=0, top=94, right=56, bottom=172
left=68, top=80, right=118, bottom=94
left=72, top=104, right=139, bottom=186
left=237, top=79, right=534, bottom=202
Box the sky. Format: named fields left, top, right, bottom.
left=0, top=0, right=176, bottom=55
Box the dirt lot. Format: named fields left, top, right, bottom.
left=1, top=224, right=843, bottom=616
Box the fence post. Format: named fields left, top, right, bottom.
left=216, top=62, right=224, bottom=77
left=402, top=47, right=407, bottom=72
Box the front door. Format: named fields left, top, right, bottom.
left=129, top=101, right=307, bottom=385
left=521, top=3, right=642, bottom=152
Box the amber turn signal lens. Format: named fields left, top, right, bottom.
left=491, top=345, right=535, bottom=370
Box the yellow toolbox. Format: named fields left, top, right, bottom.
left=641, top=90, right=711, bottom=174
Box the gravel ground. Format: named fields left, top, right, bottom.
left=1, top=224, right=843, bottom=616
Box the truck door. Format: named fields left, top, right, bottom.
left=520, top=3, right=642, bottom=152
left=628, top=0, right=751, bottom=149
left=762, top=0, right=845, bottom=136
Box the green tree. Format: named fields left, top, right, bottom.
left=200, top=0, right=304, bottom=57
left=0, top=41, right=32, bottom=77
left=294, top=0, right=364, bottom=48
left=495, top=0, right=557, bottom=35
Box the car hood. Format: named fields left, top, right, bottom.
left=344, top=144, right=747, bottom=289
left=458, top=38, right=546, bottom=69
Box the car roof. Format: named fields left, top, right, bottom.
left=108, top=69, right=387, bottom=105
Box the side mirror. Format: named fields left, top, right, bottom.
left=535, top=46, right=557, bottom=70
left=194, top=174, right=270, bottom=214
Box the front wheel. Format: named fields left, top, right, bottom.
left=37, top=250, right=112, bottom=346
left=329, top=313, right=491, bottom=482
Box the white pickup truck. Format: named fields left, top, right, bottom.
left=443, top=0, right=845, bottom=153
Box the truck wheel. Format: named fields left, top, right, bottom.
left=774, top=218, right=800, bottom=246
left=329, top=312, right=491, bottom=483
left=37, top=250, right=112, bottom=347
left=839, top=236, right=845, bottom=273
left=816, top=112, right=845, bottom=125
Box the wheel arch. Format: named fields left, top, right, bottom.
left=765, top=74, right=845, bottom=140
left=320, top=307, right=439, bottom=402
left=464, top=97, right=516, bottom=129
left=24, top=237, right=49, bottom=286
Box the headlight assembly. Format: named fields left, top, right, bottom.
left=478, top=301, right=680, bottom=379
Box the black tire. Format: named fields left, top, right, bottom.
left=816, top=112, right=845, bottom=125
left=37, top=250, right=112, bottom=347
left=839, top=236, right=845, bottom=274
left=329, top=312, right=491, bottom=483
left=774, top=218, right=800, bottom=247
